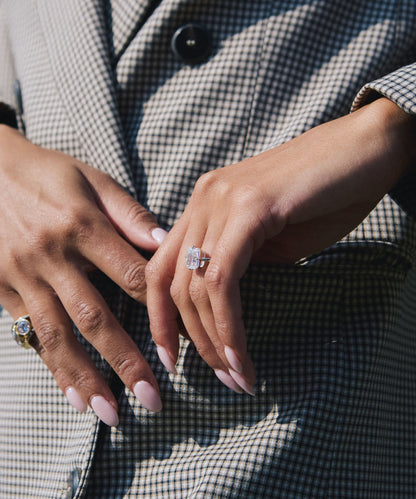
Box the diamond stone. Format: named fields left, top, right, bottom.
left=186, top=246, right=201, bottom=270
left=16, top=319, right=31, bottom=336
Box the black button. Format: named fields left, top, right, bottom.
left=171, top=23, right=212, bottom=65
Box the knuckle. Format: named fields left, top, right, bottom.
left=188, top=279, right=206, bottom=305
left=35, top=318, right=62, bottom=353
left=75, top=302, right=105, bottom=335
left=123, top=262, right=147, bottom=298
left=34, top=234, right=62, bottom=258
left=126, top=202, right=153, bottom=225
left=214, top=318, right=231, bottom=338
left=194, top=171, right=233, bottom=200
left=60, top=207, right=95, bottom=243
left=28, top=208, right=94, bottom=255
left=111, top=352, right=139, bottom=381
left=7, top=236, right=43, bottom=267
left=50, top=361, right=95, bottom=392
left=194, top=170, right=216, bottom=193
left=204, top=262, right=226, bottom=290
left=235, top=184, right=261, bottom=206
left=66, top=368, right=95, bottom=390
left=50, top=366, right=67, bottom=386
left=170, top=279, right=186, bottom=306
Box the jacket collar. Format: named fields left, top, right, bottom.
left=37, top=0, right=136, bottom=195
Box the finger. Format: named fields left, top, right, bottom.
left=203, top=218, right=258, bottom=390
left=182, top=222, right=229, bottom=363
left=146, top=221, right=190, bottom=374
left=79, top=214, right=152, bottom=305
left=150, top=213, right=243, bottom=393
left=147, top=209, right=243, bottom=393
left=183, top=221, right=250, bottom=394
left=180, top=270, right=243, bottom=394
left=1, top=284, right=120, bottom=425
left=78, top=163, right=168, bottom=249
left=15, top=282, right=124, bottom=425
left=48, top=266, right=163, bottom=414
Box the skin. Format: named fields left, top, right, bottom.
left=146, top=97, right=416, bottom=394
left=0, top=126, right=166, bottom=423
left=0, top=97, right=414, bottom=419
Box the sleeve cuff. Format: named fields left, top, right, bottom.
left=352, top=63, right=416, bottom=218
left=352, top=62, right=416, bottom=115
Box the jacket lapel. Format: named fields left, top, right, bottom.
left=36, top=0, right=136, bottom=195
left=109, top=0, right=158, bottom=60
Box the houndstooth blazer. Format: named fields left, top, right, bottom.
left=1, top=1, right=416, bottom=497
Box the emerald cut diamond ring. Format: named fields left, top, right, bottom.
left=186, top=246, right=211, bottom=270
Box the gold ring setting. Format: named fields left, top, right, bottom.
left=11, top=315, right=35, bottom=349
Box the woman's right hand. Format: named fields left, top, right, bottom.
left=0, top=125, right=167, bottom=425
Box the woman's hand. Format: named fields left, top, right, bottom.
left=146, top=98, right=416, bottom=394
left=0, top=126, right=167, bottom=425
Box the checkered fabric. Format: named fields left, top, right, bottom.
left=1, top=1, right=416, bottom=497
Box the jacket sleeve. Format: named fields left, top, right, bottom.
left=352, top=62, right=416, bottom=218
left=0, top=1, right=17, bottom=110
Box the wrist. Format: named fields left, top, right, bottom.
left=361, top=97, right=416, bottom=178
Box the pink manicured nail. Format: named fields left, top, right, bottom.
left=224, top=346, right=243, bottom=374
left=156, top=345, right=178, bottom=375
left=214, top=369, right=243, bottom=394
left=229, top=369, right=255, bottom=396
left=151, top=228, right=168, bottom=244
left=65, top=387, right=87, bottom=413
left=90, top=396, right=119, bottom=426
left=133, top=381, right=162, bottom=412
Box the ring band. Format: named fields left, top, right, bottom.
left=186, top=246, right=211, bottom=270
left=11, top=315, right=35, bottom=349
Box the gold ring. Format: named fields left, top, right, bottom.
left=11, top=315, right=35, bottom=349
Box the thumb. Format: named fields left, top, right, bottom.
left=80, top=164, right=168, bottom=251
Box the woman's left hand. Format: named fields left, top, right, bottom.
left=146, top=98, right=416, bottom=394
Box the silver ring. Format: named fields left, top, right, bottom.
left=11, top=315, right=35, bottom=349
left=186, top=246, right=211, bottom=270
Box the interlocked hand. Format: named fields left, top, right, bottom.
left=146, top=98, right=415, bottom=394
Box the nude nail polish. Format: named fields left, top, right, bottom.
left=224, top=346, right=244, bottom=374
left=65, top=387, right=87, bottom=413
left=156, top=345, right=178, bottom=375
left=229, top=369, right=255, bottom=396
left=90, top=396, right=119, bottom=426
left=152, top=227, right=168, bottom=244
left=133, top=381, right=163, bottom=412
left=214, top=369, right=243, bottom=394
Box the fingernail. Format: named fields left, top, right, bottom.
left=156, top=345, right=178, bottom=375
left=214, top=369, right=243, bottom=394
left=151, top=228, right=168, bottom=244
left=90, top=395, right=119, bottom=426
left=224, top=346, right=243, bottom=374
left=229, top=369, right=255, bottom=396
left=133, top=381, right=163, bottom=412
left=65, top=387, right=87, bottom=413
